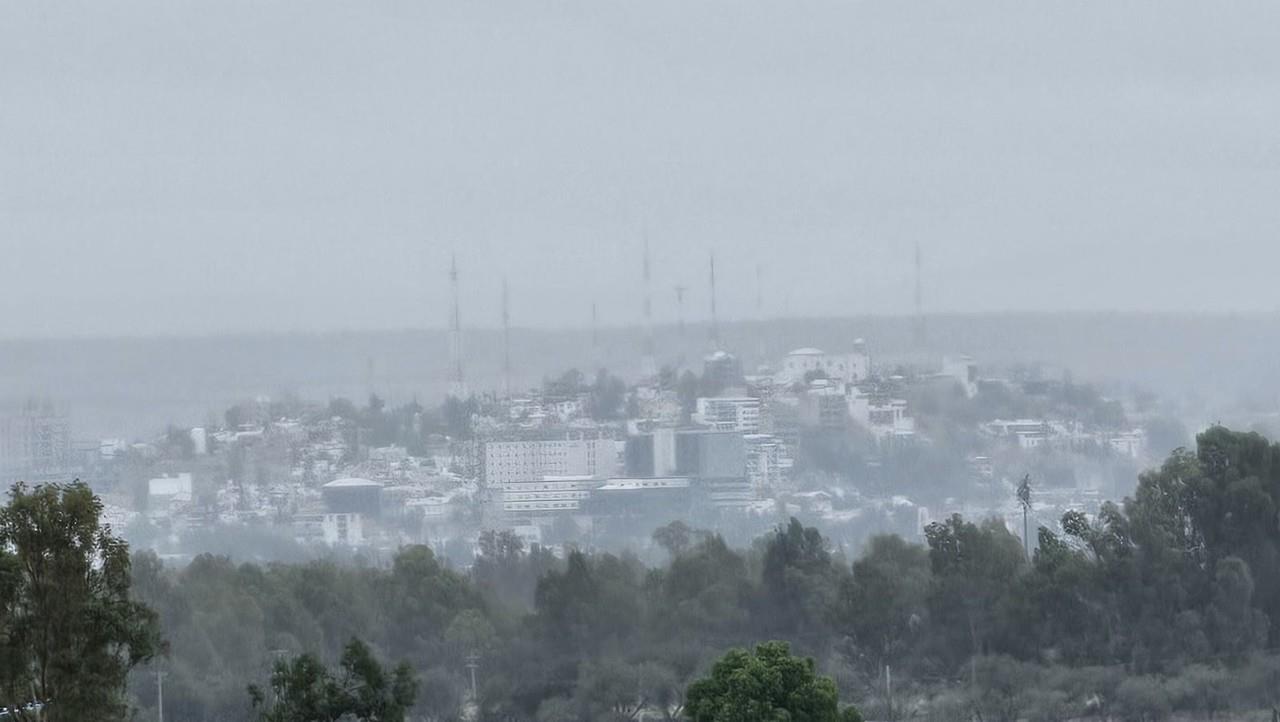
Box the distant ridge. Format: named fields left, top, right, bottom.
left=1, top=311, right=1278, bottom=438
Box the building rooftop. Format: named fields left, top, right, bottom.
left=597, top=477, right=691, bottom=491
left=322, top=477, right=383, bottom=489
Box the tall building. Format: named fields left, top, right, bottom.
left=625, top=429, right=750, bottom=506
left=483, top=436, right=620, bottom=514
left=676, top=430, right=752, bottom=507
left=744, top=434, right=788, bottom=493
left=0, top=401, right=72, bottom=484
left=799, top=383, right=848, bottom=430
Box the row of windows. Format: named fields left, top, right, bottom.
left=504, top=501, right=580, bottom=510
left=504, top=493, right=590, bottom=501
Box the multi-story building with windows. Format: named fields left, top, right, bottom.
left=483, top=436, right=620, bottom=514
left=0, top=401, right=73, bottom=485
left=693, top=397, right=762, bottom=434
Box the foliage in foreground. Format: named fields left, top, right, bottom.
left=0, top=481, right=159, bottom=722
left=248, top=637, right=417, bottom=722
left=126, top=427, right=1280, bottom=720
left=686, top=642, right=862, bottom=722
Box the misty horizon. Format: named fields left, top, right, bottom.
left=8, top=3, right=1280, bottom=720
left=5, top=0, right=1280, bottom=337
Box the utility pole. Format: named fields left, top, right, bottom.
left=465, top=653, right=480, bottom=702
left=156, top=664, right=167, bottom=722
left=885, top=664, right=893, bottom=722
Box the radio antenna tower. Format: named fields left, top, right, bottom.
left=755, top=264, right=763, bottom=317
left=913, top=241, right=926, bottom=350
left=709, top=251, right=721, bottom=351
left=502, top=277, right=511, bottom=398
left=591, top=301, right=601, bottom=369
left=674, top=285, right=687, bottom=338
left=755, top=263, right=766, bottom=361
left=448, top=253, right=467, bottom=398
left=641, top=231, right=657, bottom=378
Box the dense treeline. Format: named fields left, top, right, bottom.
left=7, top=426, right=1280, bottom=719
left=113, top=427, right=1280, bottom=720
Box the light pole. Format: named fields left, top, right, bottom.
left=156, top=664, right=167, bottom=722
left=465, top=653, right=480, bottom=702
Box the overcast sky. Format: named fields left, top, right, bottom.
left=2, top=0, right=1278, bottom=337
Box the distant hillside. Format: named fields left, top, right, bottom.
left=2, top=311, right=1278, bottom=438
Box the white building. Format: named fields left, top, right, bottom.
left=483, top=438, right=618, bottom=486
left=148, top=473, right=193, bottom=513
left=693, top=397, right=762, bottom=433
left=985, top=419, right=1050, bottom=449
left=744, top=434, right=790, bottom=493
left=941, top=355, right=979, bottom=397
left=780, top=344, right=870, bottom=384
left=501, top=475, right=600, bottom=513
left=653, top=428, right=678, bottom=477
left=483, top=438, right=620, bottom=514
left=404, top=494, right=455, bottom=521
left=800, top=383, right=849, bottom=430
left=189, top=427, right=208, bottom=455
left=0, top=402, right=72, bottom=484
left=294, top=512, right=364, bottom=546
left=848, top=390, right=915, bottom=441
left=1108, top=430, right=1146, bottom=459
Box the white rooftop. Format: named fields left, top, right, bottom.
left=322, top=477, right=382, bottom=489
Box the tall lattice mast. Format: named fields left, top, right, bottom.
left=502, top=277, right=511, bottom=398
left=448, top=253, right=466, bottom=397
left=641, top=231, right=657, bottom=377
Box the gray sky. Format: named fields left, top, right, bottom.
left=2, top=0, right=1278, bottom=338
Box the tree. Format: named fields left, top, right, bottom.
left=544, top=368, right=586, bottom=397
left=652, top=520, right=697, bottom=558
left=576, top=658, right=648, bottom=720
left=0, top=481, right=160, bottom=722
left=685, top=641, right=862, bottom=722
left=327, top=397, right=359, bottom=421
left=165, top=425, right=196, bottom=459
left=761, top=518, right=836, bottom=636
left=834, top=534, right=930, bottom=679
left=969, top=655, right=1039, bottom=722
left=1207, top=557, right=1270, bottom=659
left=924, top=515, right=1025, bottom=672
left=677, top=370, right=701, bottom=420
left=441, top=396, right=477, bottom=440
left=249, top=637, right=417, bottom=722
left=588, top=369, right=628, bottom=421
left=1114, top=676, right=1171, bottom=722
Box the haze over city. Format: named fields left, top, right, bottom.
left=6, top=2, right=1280, bottom=722
left=4, top=0, right=1280, bottom=338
